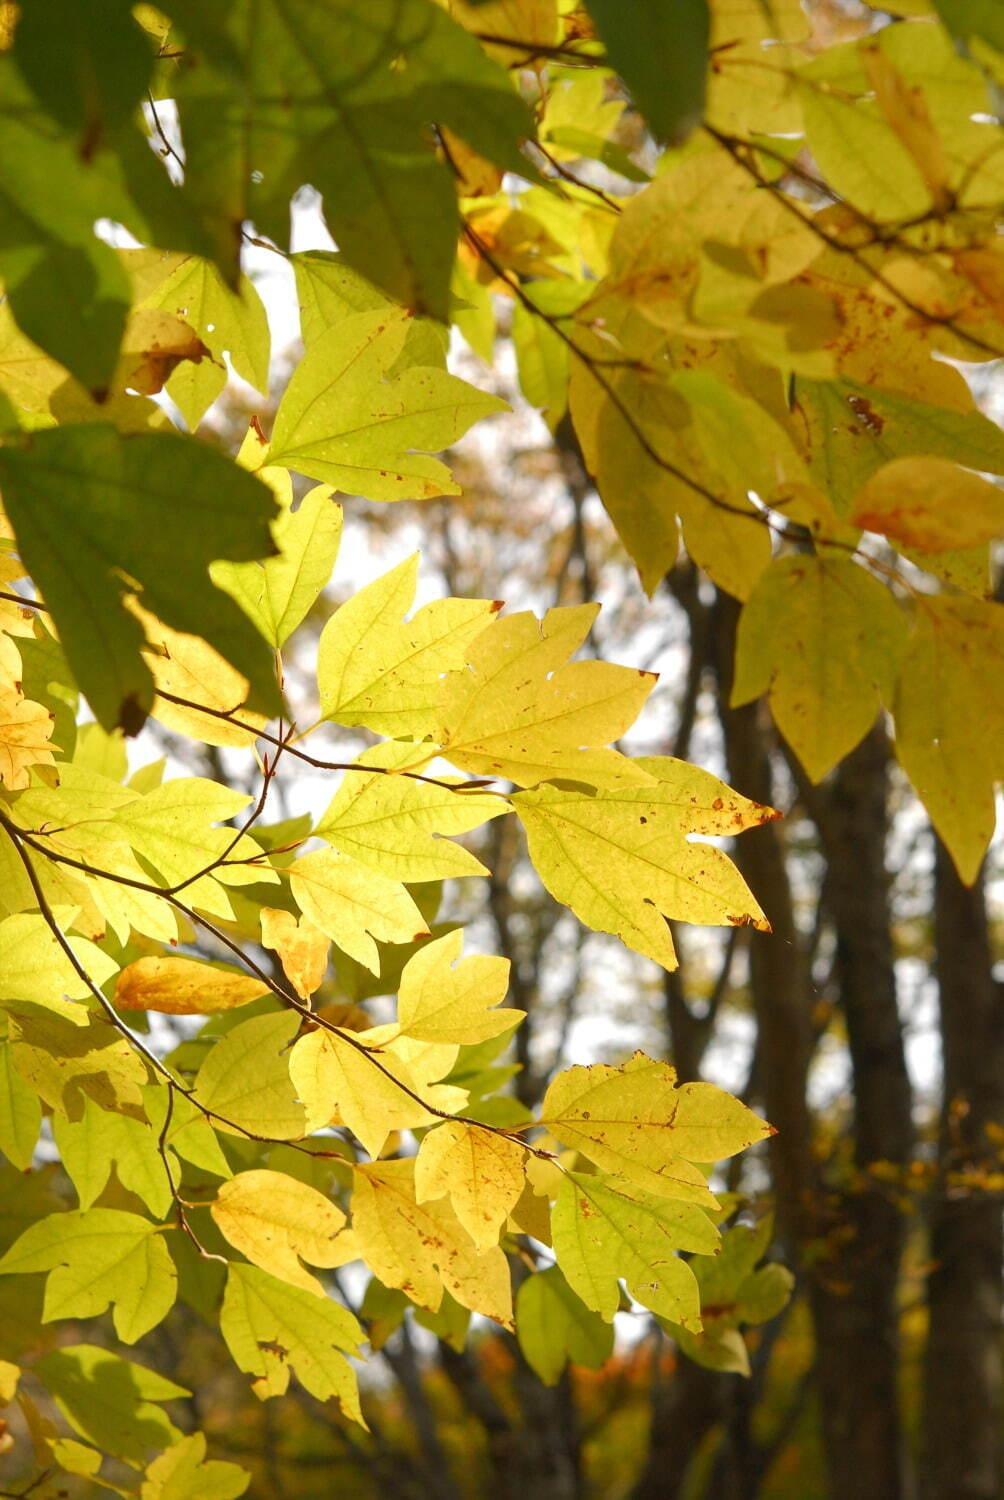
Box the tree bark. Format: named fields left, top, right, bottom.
left=803, top=727, right=915, bottom=1500
left=920, top=845, right=1004, bottom=1500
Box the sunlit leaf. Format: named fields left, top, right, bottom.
left=0, top=1208, right=177, bottom=1342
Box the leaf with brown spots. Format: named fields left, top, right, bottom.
left=551, top=1170, right=717, bottom=1326
left=540, top=1053, right=773, bottom=1201
left=347, top=1158, right=514, bottom=1328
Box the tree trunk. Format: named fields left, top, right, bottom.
left=920, top=845, right=1004, bottom=1500
left=804, top=727, right=915, bottom=1500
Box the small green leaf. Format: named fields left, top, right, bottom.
left=516, top=1265, right=614, bottom=1385
left=0, top=1038, right=41, bottom=1169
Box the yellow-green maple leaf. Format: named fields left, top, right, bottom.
left=213, top=483, right=343, bottom=648
left=513, top=759, right=776, bottom=969
left=434, top=603, right=657, bottom=787
left=316, top=553, right=498, bottom=735
left=220, top=1263, right=363, bottom=1420
left=551, top=1171, right=713, bottom=1326
left=265, top=309, right=507, bottom=498
left=540, top=1053, right=772, bottom=1201
left=315, top=742, right=508, bottom=883
left=0, top=1208, right=176, bottom=1343
left=289, top=846, right=429, bottom=975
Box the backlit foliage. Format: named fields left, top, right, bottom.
left=0, top=0, right=1001, bottom=1492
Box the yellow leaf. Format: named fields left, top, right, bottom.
left=210, top=1170, right=346, bottom=1295
left=396, top=930, right=522, bottom=1046
left=316, top=554, right=498, bottom=736
left=860, top=40, right=951, bottom=213
left=350, top=1158, right=514, bottom=1327
left=415, top=1120, right=527, bottom=1252
left=114, top=956, right=269, bottom=1016
left=850, top=456, right=1004, bottom=553
left=0, top=679, right=57, bottom=789
left=513, top=762, right=775, bottom=969
left=288, top=1026, right=465, bottom=1155
left=732, top=556, right=907, bottom=782
left=289, top=847, right=430, bottom=975
left=260, top=908, right=329, bottom=1001
left=893, top=596, right=1004, bottom=882
left=315, top=741, right=508, bottom=882
left=540, top=1053, right=772, bottom=1201
left=136, top=605, right=268, bottom=749
left=435, top=604, right=657, bottom=788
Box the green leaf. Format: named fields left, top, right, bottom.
left=584, top=0, right=709, bottom=144
left=933, top=0, right=1004, bottom=49
left=0, top=427, right=281, bottom=731
left=0, top=1207, right=177, bottom=1342
left=893, top=595, right=1004, bottom=882
left=265, top=309, right=507, bottom=498
left=13, top=0, right=153, bottom=141
left=53, top=1096, right=175, bottom=1219
left=551, top=1171, right=711, bottom=1326
left=732, top=555, right=908, bottom=782
left=220, top=1263, right=364, bottom=1420
left=168, top=0, right=533, bottom=311
left=0, top=1038, right=41, bottom=1169
left=36, top=1344, right=187, bottom=1465
left=140, top=1433, right=250, bottom=1500
left=213, top=484, right=342, bottom=648
left=192, top=1010, right=305, bottom=1141
left=515, top=1265, right=615, bottom=1385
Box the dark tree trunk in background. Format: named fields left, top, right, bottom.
left=713, top=593, right=817, bottom=1249
left=804, top=727, right=915, bottom=1500
left=715, top=592, right=919, bottom=1500
left=921, top=846, right=1004, bottom=1500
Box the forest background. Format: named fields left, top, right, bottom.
left=0, top=1, right=1001, bottom=1499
